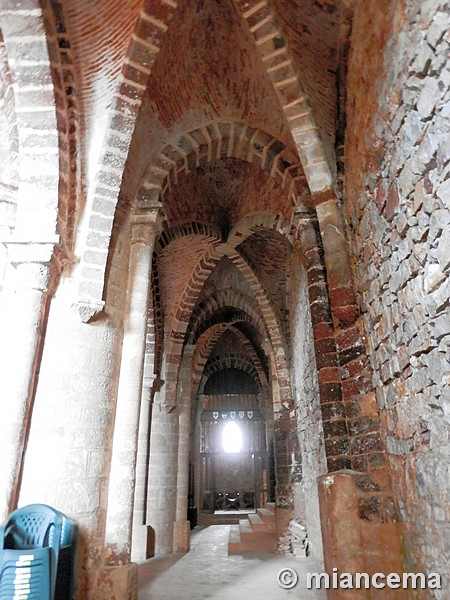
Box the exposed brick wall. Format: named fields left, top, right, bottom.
left=346, top=0, right=450, bottom=588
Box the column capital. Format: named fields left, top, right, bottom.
left=5, top=238, right=63, bottom=265
left=4, top=238, right=68, bottom=292
left=130, top=212, right=161, bottom=245
left=290, top=210, right=320, bottom=248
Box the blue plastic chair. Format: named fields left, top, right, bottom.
left=0, top=504, right=77, bottom=600
left=54, top=511, right=78, bottom=600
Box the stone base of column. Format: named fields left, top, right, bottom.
left=77, top=538, right=139, bottom=599
left=318, top=470, right=406, bottom=600
left=94, top=562, right=138, bottom=600
left=173, top=520, right=190, bottom=553
left=132, top=525, right=155, bottom=560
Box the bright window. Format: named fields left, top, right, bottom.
left=222, top=421, right=242, bottom=453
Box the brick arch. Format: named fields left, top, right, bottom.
left=190, top=322, right=270, bottom=396
left=228, top=327, right=270, bottom=392
left=189, top=322, right=233, bottom=411
left=189, top=323, right=268, bottom=419
left=0, top=4, right=61, bottom=244
left=163, top=242, right=291, bottom=413
left=137, top=119, right=308, bottom=211
left=233, top=0, right=333, bottom=193
left=186, top=288, right=267, bottom=345
left=46, top=1, right=80, bottom=251
left=227, top=326, right=273, bottom=420
left=227, top=250, right=289, bottom=367
left=151, top=223, right=222, bottom=376
left=200, top=354, right=262, bottom=394
left=192, top=308, right=263, bottom=346
left=77, top=1, right=179, bottom=320
left=227, top=211, right=294, bottom=248
left=154, top=222, right=222, bottom=256
left=188, top=287, right=271, bottom=398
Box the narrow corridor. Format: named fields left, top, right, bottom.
left=138, top=525, right=326, bottom=599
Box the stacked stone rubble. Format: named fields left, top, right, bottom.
left=277, top=519, right=309, bottom=558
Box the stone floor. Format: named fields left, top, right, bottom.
left=138, top=525, right=327, bottom=599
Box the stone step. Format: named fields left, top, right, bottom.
left=248, top=512, right=271, bottom=532
left=266, top=502, right=276, bottom=513
left=199, top=512, right=242, bottom=526
left=229, top=524, right=241, bottom=544
left=229, top=517, right=278, bottom=554
left=240, top=529, right=277, bottom=542
left=229, top=539, right=277, bottom=553
left=239, top=518, right=253, bottom=535
left=256, top=507, right=276, bottom=523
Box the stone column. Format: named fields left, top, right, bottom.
left=173, top=345, right=194, bottom=553
left=0, top=241, right=61, bottom=519
left=193, top=394, right=204, bottom=514
left=318, top=471, right=406, bottom=600
left=146, top=381, right=179, bottom=555
left=105, top=213, right=158, bottom=561
left=131, top=376, right=154, bottom=561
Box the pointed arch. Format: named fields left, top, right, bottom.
left=227, top=211, right=294, bottom=248
left=137, top=119, right=307, bottom=211
left=233, top=0, right=333, bottom=193
left=77, top=0, right=179, bottom=320
left=163, top=242, right=292, bottom=414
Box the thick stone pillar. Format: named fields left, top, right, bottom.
left=318, top=471, right=406, bottom=600
left=0, top=241, right=61, bottom=519
left=146, top=384, right=179, bottom=555
left=193, top=393, right=203, bottom=517
left=173, top=345, right=194, bottom=553
left=131, top=377, right=154, bottom=561
left=105, top=214, right=158, bottom=566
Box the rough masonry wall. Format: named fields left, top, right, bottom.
left=289, top=249, right=326, bottom=564
left=346, top=0, right=450, bottom=590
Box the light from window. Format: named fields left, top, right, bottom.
left=223, top=421, right=242, bottom=453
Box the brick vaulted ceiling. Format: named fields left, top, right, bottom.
left=136, top=0, right=348, bottom=384
left=146, top=0, right=292, bottom=142
left=58, top=0, right=350, bottom=382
